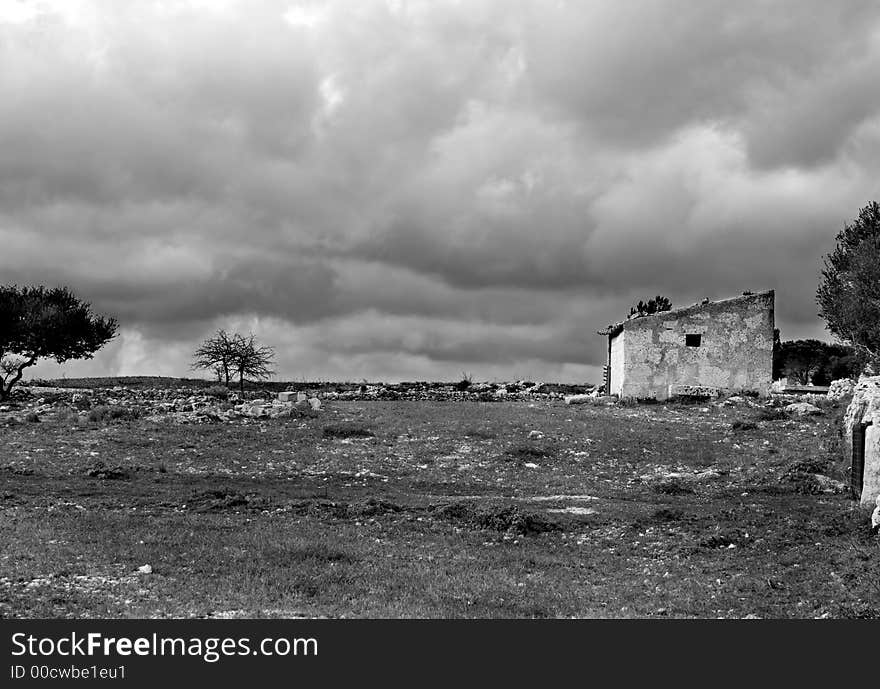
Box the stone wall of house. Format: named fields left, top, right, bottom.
left=609, top=330, right=626, bottom=396
left=617, top=291, right=774, bottom=400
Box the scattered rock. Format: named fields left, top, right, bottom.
left=564, top=394, right=592, bottom=405
left=785, top=402, right=822, bottom=416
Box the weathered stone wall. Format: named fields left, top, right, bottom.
left=609, top=330, right=625, bottom=396
left=842, top=375, right=880, bottom=506
left=617, top=291, right=774, bottom=400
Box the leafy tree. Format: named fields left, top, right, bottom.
left=0, top=285, right=118, bottom=400
left=772, top=338, right=858, bottom=385
left=775, top=339, right=831, bottom=385
left=812, top=343, right=858, bottom=385
left=629, top=295, right=672, bottom=318
left=817, top=201, right=880, bottom=370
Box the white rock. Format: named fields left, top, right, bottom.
left=527, top=430, right=543, bottom=439
left=564, top=394, right=593, bottom=405
left=871, top=495, right=880, bottom=533
left=785, top=402, right=822, bottom=416
left=308, top=398, right=321, bottom=411
left=137, top=564, right=152, bottom=575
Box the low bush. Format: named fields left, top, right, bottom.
left=755, top=408, right=788, bottom=422
left=322, top=423, right=374, bottom=439
left=87, top=405, right=141, bottom=423
left=504, top=443, right=556, bottom=462
left=454, top=372, right=473, bottom=392
left=652, top=479, right=695, bottom=495
left=203, top=385, right=230, bottom=400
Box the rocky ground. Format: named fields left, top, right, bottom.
left=2, top=377, right=876, bottom=619
left=0, top=379, right=593, bottom=425
left=0, top=378, right=836, bottom=426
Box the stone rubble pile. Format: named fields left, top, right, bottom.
left=827, top=378, right=856, bottom=401
left=0, top=380, right=598, bottom=424
left=0, top=386, right=326, bottom=425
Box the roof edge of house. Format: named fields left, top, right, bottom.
left=599, top=289, right=774, bottom=339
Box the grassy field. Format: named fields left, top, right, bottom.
left=1, top=395, right=878, bottom=618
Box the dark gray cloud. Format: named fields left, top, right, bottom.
left=1, top=0, right=878, bottom=383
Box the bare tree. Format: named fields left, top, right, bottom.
left=191, top=329, right=237, bottom=386
left=230, top=333, right=275, bottom=393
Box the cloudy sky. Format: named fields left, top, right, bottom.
left=3, top=0, right=880, bottom=383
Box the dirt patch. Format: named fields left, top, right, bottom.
left=186, top=488, right=270, bottom=512
left=652, top=479, right=695, bottom=495
left=433, top=502, right=562, bottom=535
left=86, top=464, right=131, bottom=481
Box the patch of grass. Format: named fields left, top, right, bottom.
left=668, top=394, right=712, bottom=405
left=463, top=427, right=497, bottom=440
left=1, top=394, right=873, bottom=619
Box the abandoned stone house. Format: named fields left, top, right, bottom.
left=600, top=290, right=775, bottom=400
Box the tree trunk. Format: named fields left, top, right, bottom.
left=0, top=354, right=37, bottom=401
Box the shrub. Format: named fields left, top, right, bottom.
left=652, top=479, right=695, bottom=495
left=54, top=407, right=77, bottom=423
left=24, top=411, right=40, bottom=423
left=731, top=420, right=758, bottom=431
left=203, top=385, right=230, bottom=400
left=504, top=443, right=556, bottom=461
left=454, top=372, right=473, bottom=392
left=755, top=408, right=788, bottom=422
left=88, top=405, right=141, bottom=423
left=322, top=423, right=374, bottom=439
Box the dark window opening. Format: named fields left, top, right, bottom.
left=685, top=333, right=702, bottom=347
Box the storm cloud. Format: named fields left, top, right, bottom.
left=2, top=0, right=879, bottom=383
